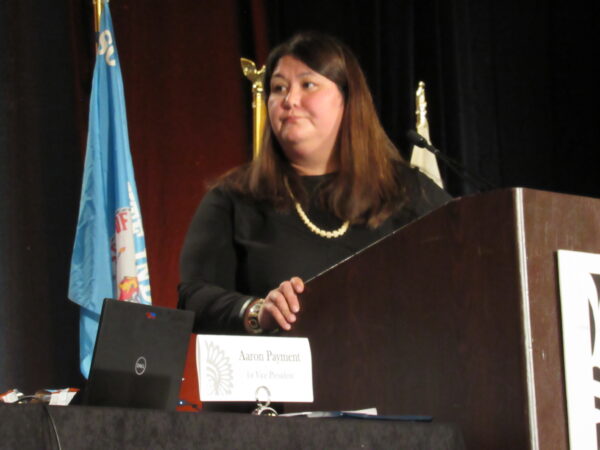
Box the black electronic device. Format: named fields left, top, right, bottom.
left=83, top=299, right=194, bottom=410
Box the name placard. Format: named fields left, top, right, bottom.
left=196, top=334, right=313, bottom=403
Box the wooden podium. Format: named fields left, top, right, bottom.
left=284, top=188, right=600, bottom=450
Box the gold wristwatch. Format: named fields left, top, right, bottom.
left=245, top=298, right=264, bottom=334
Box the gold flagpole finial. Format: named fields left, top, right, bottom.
left=415, top=81, right=428, bottom=129
left=241, top=58, right=267, bottom=160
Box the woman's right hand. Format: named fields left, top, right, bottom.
left=259, top=276, right=304, bottom=331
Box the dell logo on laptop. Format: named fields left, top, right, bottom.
left=135, top=356, right=147, bottom=375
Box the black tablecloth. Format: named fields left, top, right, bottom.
left=0, top=403, right=465, bottom=449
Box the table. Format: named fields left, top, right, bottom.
left=0, top=403, right=465, bottom=449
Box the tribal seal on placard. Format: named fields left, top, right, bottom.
left=205, top=341, right=234, bottom=395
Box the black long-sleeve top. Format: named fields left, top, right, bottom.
left=178, top=168, right=451, bottom=333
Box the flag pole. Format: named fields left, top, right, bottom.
left=92, top=0, right=106, bottom=33
left=241, top=58, right=266, bottom=160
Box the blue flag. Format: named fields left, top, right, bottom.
left=69, top=1, right=152, bottom=378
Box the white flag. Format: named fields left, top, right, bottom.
left=410, top=82, right=444, bottom=188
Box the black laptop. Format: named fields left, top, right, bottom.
left=83, top=299, right=194, bottom=410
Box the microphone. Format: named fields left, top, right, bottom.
left=406, top=130, right=430, bottom=150
left=406, top=130, right=495, bottom=191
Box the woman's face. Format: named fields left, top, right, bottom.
left=268, top=55, right=345, bottom=175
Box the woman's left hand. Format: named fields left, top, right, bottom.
left=259, top=276, right=304, bottom=331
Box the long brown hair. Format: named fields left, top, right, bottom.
left=222, top=31, right=410, bottom=228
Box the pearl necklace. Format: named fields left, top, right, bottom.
left=284, top=178, right=349, bottom=239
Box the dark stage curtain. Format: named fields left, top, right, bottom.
left=266, top=0, right=599, bottom=197
left=0, top=0, right=597, bottom=397
left=0, top=0, right=90, bottom=393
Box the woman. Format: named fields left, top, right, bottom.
left=178, top=32, right=450, bottom=335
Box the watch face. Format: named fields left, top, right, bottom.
left=245, top=300, right=264, bottom=334
left=250, top=300, right=264, bottom=315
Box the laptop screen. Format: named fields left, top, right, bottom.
left=83, top=299, right=194, bottom=410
